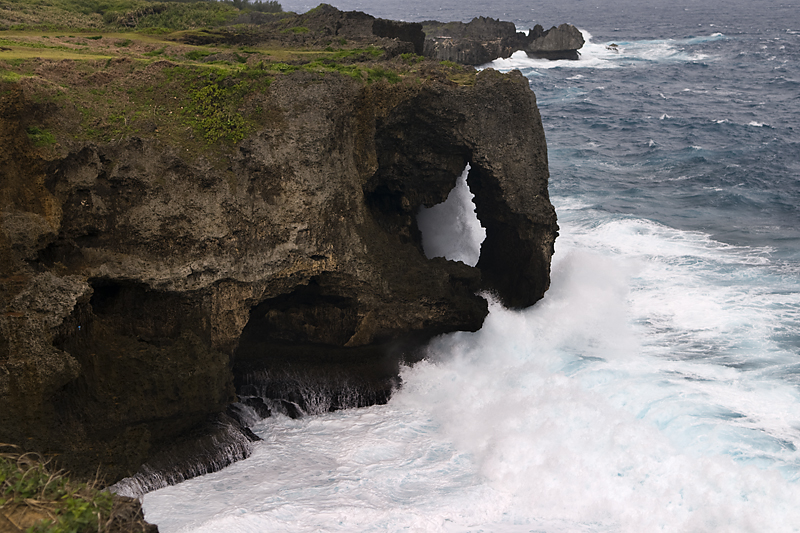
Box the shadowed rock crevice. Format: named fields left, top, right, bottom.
left=49, top=279, right=234, bottom=481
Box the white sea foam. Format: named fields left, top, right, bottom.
left=416, top=165, right=485, bottom=267
left=482, top=30, right=722, bottom=76
left=143, top=203, right=800, bottom=533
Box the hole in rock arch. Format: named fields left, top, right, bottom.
left=416, top=164, right=486, bottom=267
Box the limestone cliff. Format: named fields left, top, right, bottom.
left=0, top=63, right=557, bottom=483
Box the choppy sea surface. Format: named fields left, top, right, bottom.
left=143, top=1, right=800, bottom=531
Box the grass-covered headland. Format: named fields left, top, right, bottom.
left=0, top=445, right=154, bottom=532
left=0, top=0, right=476, bottom=155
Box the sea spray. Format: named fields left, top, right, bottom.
left=417, top=165, right=486, bottom=267
left=144, top=242, right=800, bottom=531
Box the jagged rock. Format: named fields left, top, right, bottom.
left=423, top=17, right=584, bottom=64
left=109, top=412, right=259, bottom=498
left=0, top=65, right=557, bottom=484
left=525, top=23, right=586, bottom=59
left=188, top=4, right=426, bottom=57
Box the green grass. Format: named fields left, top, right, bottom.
left=0, top=445, right=155, bottom=532
left=26, top=126, right=57, bottom=147
left=0, top=70, right=24, bottom=82
left=281, top=25, right=308, bottom=34
left=0, top=446, right=114, bottom=532
left=400, top=52, right=424, bottom=64
left=0, top=0, right=282, bottom=31
left=0, top=38, right=66, bottom=49
left=176, top=65, right=272, bottom=143
left=185, top=48, right=214, bottom=60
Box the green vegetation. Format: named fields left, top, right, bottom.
left=281, top=25, right=308, bottom=34
left=113, top=3, right=240, bottom=31
left=26, top=126, right=56, bottom=146
left=0, top=446, right=116, bottom=532
left=185, top=48, right=213, bottom=60
left=0, top=0, right=282, bottom=32
left=0, top=70, right=23, bottom=82
left=0, top=37, right=62, bottom=49
left=0, top=0, right=478, bottom=151
left=400, top=52, right=424, bottom=64
left=180, top=66, right=272, bottom=143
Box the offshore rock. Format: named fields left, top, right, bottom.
left=423, top=17, right=585, bottom=64
left=0, top=67, right=557, bottom=484
left=525, top=23, right=585, bottom=60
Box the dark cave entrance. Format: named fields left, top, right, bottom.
left=232, top=277, right=403, bottom=417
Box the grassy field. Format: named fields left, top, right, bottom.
left=0, top=0, right=475, bottom=158
left=1, top=25, right=474, bottom=153
left=0, top=0, right=259, bottom=32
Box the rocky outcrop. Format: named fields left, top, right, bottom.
left=524, top=23, right=585, bottom=59
left=192, top=4, right=426, bottom=57
left=423, top=17, right=585, bottom=64
left=0, top=66, right=557, bottom=484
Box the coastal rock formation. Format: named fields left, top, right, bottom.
left=0, top=64, right=557, bottom=483
left=182, top=4, right=426, bottom=57
left=423, top=17, right=585, bottom=64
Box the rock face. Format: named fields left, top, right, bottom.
left=0, top=68, right=557, bottom=482
left=423, top=17, right=585, bottom=64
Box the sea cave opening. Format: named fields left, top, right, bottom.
left=416, top=164, right=486, bottom=267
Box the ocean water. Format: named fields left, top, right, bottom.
left=142, top=1, right=800, bottom=531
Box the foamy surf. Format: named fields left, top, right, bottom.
left=143, top=208, right=800, bottom=532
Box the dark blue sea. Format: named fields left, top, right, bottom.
left=142, top=1, right=800, bottom=530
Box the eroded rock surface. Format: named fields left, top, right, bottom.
left=0, top=67, right=557, bottom=483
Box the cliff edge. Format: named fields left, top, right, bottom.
left=0, top=19, right=557, bottom=487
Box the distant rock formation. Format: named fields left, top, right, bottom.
left=423, top=17, right=585, bottom=64
left=0, top=66, right=557, bottom=485
left=198, top=3, right=427, bottom=57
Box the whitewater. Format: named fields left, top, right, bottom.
left=143, top=0, right=800, bottom=530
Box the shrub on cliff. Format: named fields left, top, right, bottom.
left=0, top=446, right=155, bottom=532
